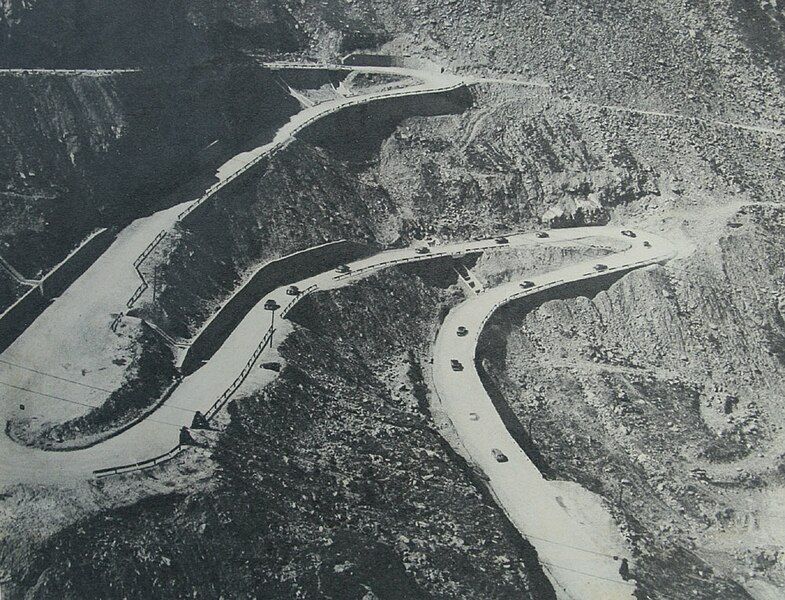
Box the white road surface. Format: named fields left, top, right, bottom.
left=0, top=63, right=465, bottom=465
left=432, top=227, right=675, bottom=599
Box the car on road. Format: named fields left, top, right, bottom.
left=621, top=230, right=636, bottom=238
left=519, top=280, right=535, bottom=289
left=642, top=240, right=651, bottom=248
left=451, top=359, right=464, bottom=371
left=335, top=264, right=351, bottom=274
left=495, top=236, right=509, bottom=244
left=415, top=246, right=431, bottom=255
left=469, top=412, right=479, bottom=421
left=594, top=263, right=609, bottom=272
left=286, top=285, right=300, bottom=296
left=457, top=326, right=469, bottom=337
left=536, top=231, right=550, bottom=238
left=492, top=449, right=509, bottom=463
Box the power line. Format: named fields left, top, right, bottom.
left=0, top=380, right=185, bottom=430
left=0, top=358, right=198, bottom=415
left=0, top=357, right=114, bottom=392
left=540, top=559, right=637, bottom=587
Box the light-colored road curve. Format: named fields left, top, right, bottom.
left=431, top=228, right=676, bottom=600
left=0, top=227, right=667, bottom=483
left=0, top=63, right=465, bottom=455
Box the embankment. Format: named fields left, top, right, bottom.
left=179, top=240, right=371, bottom=375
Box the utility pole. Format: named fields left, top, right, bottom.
left=152, top=265, right=158, bottom=304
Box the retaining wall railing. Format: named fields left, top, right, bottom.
left=93, top=443, right=185, bottom=478
left=93, top=282, right=319, bottom=478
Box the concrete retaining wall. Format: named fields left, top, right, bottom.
left=179, top=240, right=371, bottom=375
left=0, top=228, right=116, bottom=353
left=297, top=85, right=472, bottom=147
left=39, top=228, right=116, bottom=299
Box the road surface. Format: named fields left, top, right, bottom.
left=0, top=63, right=465, bottom=450
left=431, top=228, right=676, bottom=599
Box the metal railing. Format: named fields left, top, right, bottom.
left=203, top=325, right=276, bottom=422
left=93, top=444, right=184, bottom=478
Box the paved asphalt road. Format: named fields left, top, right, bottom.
left=0, top=63, right=464, bottom=480
left=431, top=228, right=676, bottom=600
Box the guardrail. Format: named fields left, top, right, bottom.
left=280, top=283, right=318, bottom=317
left=93, top=443, right=184, bottom=478
left=110, top=312, right=124, bottom=332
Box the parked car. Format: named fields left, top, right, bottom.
left=519, top=280, right=535, bottom=289
left=286, top=285, right=300, bottom=296
left=450, top=359, right=464, bottom=371
left=594, top=263, right=609, bottom=272
left=335, top=264, right=351, bottom=274
left=536, top=231, right=550, bottom=238
left=642, top=240, right=651, bottom=248
left=495, top=236, right=509, bottom=244
left=492, top=449, right=509, bottom=463
left=457, top=326, right=469, bottom=337
left=415, top=246, right=431, bottom=255
left=621, top=230, right=636, bottom=238
left=469, top=412, right=480, bottom=421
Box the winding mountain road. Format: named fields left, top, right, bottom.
left=432, top=229, right=676, bottom=600
left=0, top=222, right=677, bottom=598
left=0, top=63, right=465, bottom=450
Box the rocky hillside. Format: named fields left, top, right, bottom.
left=0, top=61, right=298, bottom=280
left=10, top=270, right=553, bottom=600
left=480, top=203, right=785, bottom=597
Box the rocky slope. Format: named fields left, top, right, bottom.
left=9, top=270, right=554, bottom=600
left=0, top=61, right=298, bottom=282
left=480, top=203, right=785, bottom=597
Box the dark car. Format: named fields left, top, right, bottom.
left=621, top=230, right=636, bottom=238
left=415, top=246, right=431, bottom=255
left=492, top=449, right=509, bottom=463
left=594, top=263, right=609, bottom=272
left=335, top=264, right=351, bottom=274
left=536, top=231, right=550, bottom=239
left=495, top=236, right=509, bottom=244
left=457, top=326, right=469, bottom=337
left=450, top=359, right=464, bottom=371
left=642, top=240, right=651, bottom=248
left=519, top=280, right=535, bottom=289
left=286, top=285, right=300, bottom=296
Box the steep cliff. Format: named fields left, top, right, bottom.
left=480, top=203, right=785, bottom=596
left=0, top=62, right=298, bottom=279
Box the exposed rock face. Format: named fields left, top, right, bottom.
left=480, top=204, right=785, bottom=595
left=0, top=62, right=298, bottom=279
left=11, top=271, right=550, bottom=600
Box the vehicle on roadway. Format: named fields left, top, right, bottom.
left=495, top=236, right=509, bottom=244
left=594, top=263, right=609, bottom=272
left=519, top=280, right=535, bottom=289
left=415, top=246, right=431, bottom=255
left=469, top=412, right=479, bottom=421
left=457, top=326, right=469, bottom=337
left=450, top=359, right=464, bottom=371
left=643, top=240, right=651, bottom=248
left=492, top=448, right=509, bottom=463
left=621, top=229, right=636, bottom=238
left=335, top=264, right=351, bottom=274
left=536, top=231, right=550, bottom=238
left=286, top=285, right=300, bottom=296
